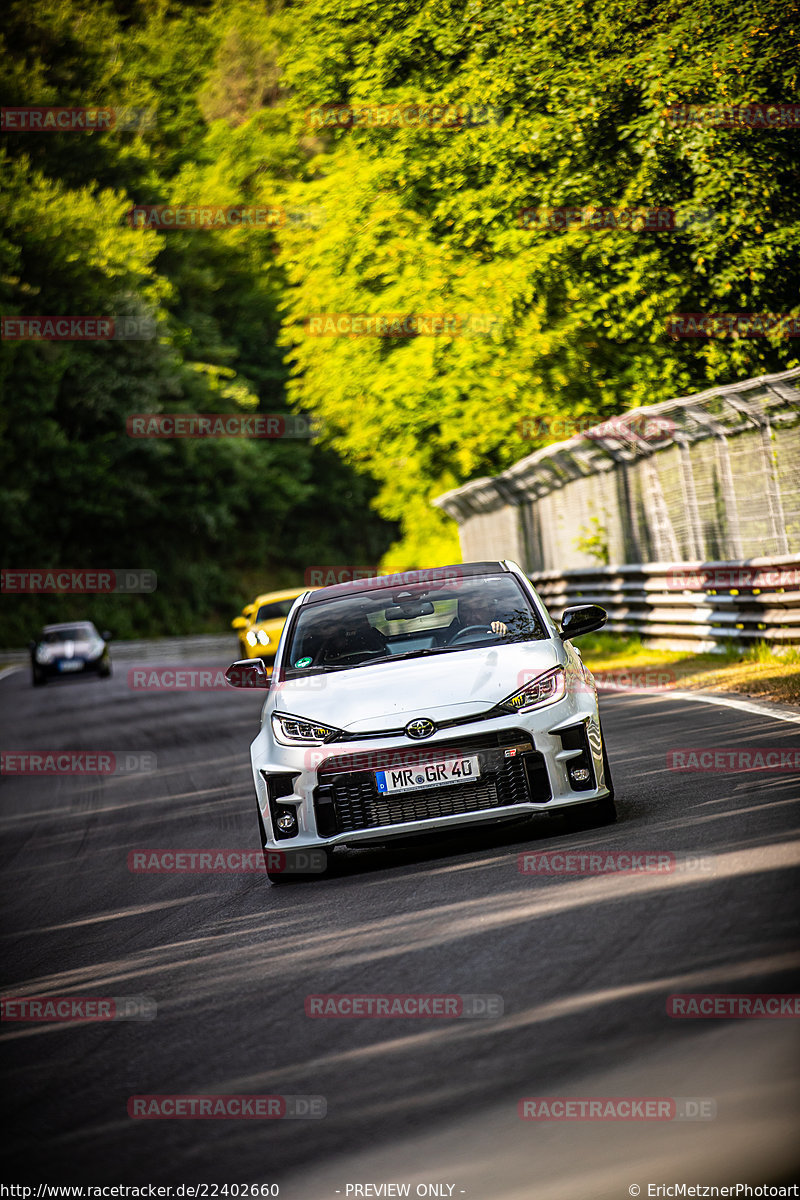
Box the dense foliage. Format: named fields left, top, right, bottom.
left=0, top=0, right=395, bottom=643
left=276, top=0, right=800, bottom=564
left=1, top=0, right=798, bottom=640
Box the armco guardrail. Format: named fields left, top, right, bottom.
left=532, top=554, right=800, bottom=650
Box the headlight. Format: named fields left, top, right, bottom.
left=271, top=712, right=342, bottom=745
left=499, top=667, right=566, bottom=712
left=245, top=630, right=258, bottom=647
left=35, top=645, right=54, bottom=664
left=256, top=630, right=270, bottom=646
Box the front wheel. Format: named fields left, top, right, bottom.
left=268, top=869, right=299, bottom=885
left=566, top=793, right=617, bottom=831
left=566, top=736, right=617, bottom=830
left=32, top=666, right=46, bottom=687
left=267, top=859, right=333, bottom=884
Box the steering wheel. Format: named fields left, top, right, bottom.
left=447, top=624, right=500, bottom=645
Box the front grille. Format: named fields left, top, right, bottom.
left=314, top=729, right=551, bottom=835
left=321, top=728, right=530, bottom=775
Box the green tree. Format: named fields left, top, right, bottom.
left=273, top=0, right=800, bottom=566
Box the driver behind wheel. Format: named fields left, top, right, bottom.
left=453, top=595, right=508, bottom=637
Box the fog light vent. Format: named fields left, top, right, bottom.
left=557, top=724, right=596, bottom=792
left=263, top=772, right=301, bottom=839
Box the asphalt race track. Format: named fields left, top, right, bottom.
left=1, top=649, right=799, bottom=1196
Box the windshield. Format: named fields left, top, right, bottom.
left=283, top=574, right=544, bottom=677
left=40, top=625, right=96, bottom=643
left=255, top=598, right=297, bottom=622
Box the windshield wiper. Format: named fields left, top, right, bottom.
left=284, top=644, right=471, bottom=678
left=379, top=646, right=458, bottom=663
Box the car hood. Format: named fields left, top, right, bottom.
left=269, top=641, right=563, bottom=733
left=44, top=638, right=98, bottom=657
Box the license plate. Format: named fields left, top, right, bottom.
left=58, top=660, right=83, bottom=672
left=375, top=754, right=481, bottom=795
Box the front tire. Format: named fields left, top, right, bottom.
left=256, top=803, right=331, bottom=884
left=32, top=666, right=46, bottom=687
left=566, top=737, right=617, bottom=830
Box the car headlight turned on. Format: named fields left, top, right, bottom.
left=271, top=712, right=343, bottom=745
left=35, top=645, right=54, bottom=664
left=256, top=630, right=270, bottom=646
left=245, top=630, right=258, bottom=647
left=499, top=666, right=566, bottom=712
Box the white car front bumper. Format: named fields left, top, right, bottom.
left=250, top=686, right=610, bottom=852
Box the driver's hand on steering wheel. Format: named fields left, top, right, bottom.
left=490, top=620, right=508, bottom=636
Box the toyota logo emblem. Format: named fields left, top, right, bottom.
left=405, top=717, right=436, bottom=739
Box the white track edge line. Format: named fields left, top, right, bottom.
left=597, top=683, right=800, bottom=726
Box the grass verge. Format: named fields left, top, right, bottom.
left=579, top=634, right=800, bottom=708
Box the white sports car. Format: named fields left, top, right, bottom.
left=226, top=560, right=616, bottom=882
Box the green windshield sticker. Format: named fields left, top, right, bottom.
left=294, top=656, right=313, bottom=668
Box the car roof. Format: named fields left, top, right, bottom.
left=302, top=561, right=508, bottom=605
left=41, top=621, right=95, bottom=633
left=251, top=587, right=310, bottom=606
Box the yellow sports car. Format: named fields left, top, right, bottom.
left=231, top=588, right=307, bottom=663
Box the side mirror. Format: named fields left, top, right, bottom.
left=243, top=604, right=256, bottom=619
left=231, top=616, right=249, bottom=631
left=28, top=640, right=37, bottom=652
left=101, top=630, right=113, bottom=642
left=559, top=604, right=607, bottom=640
left=225, top=659, right=270, bottom=689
